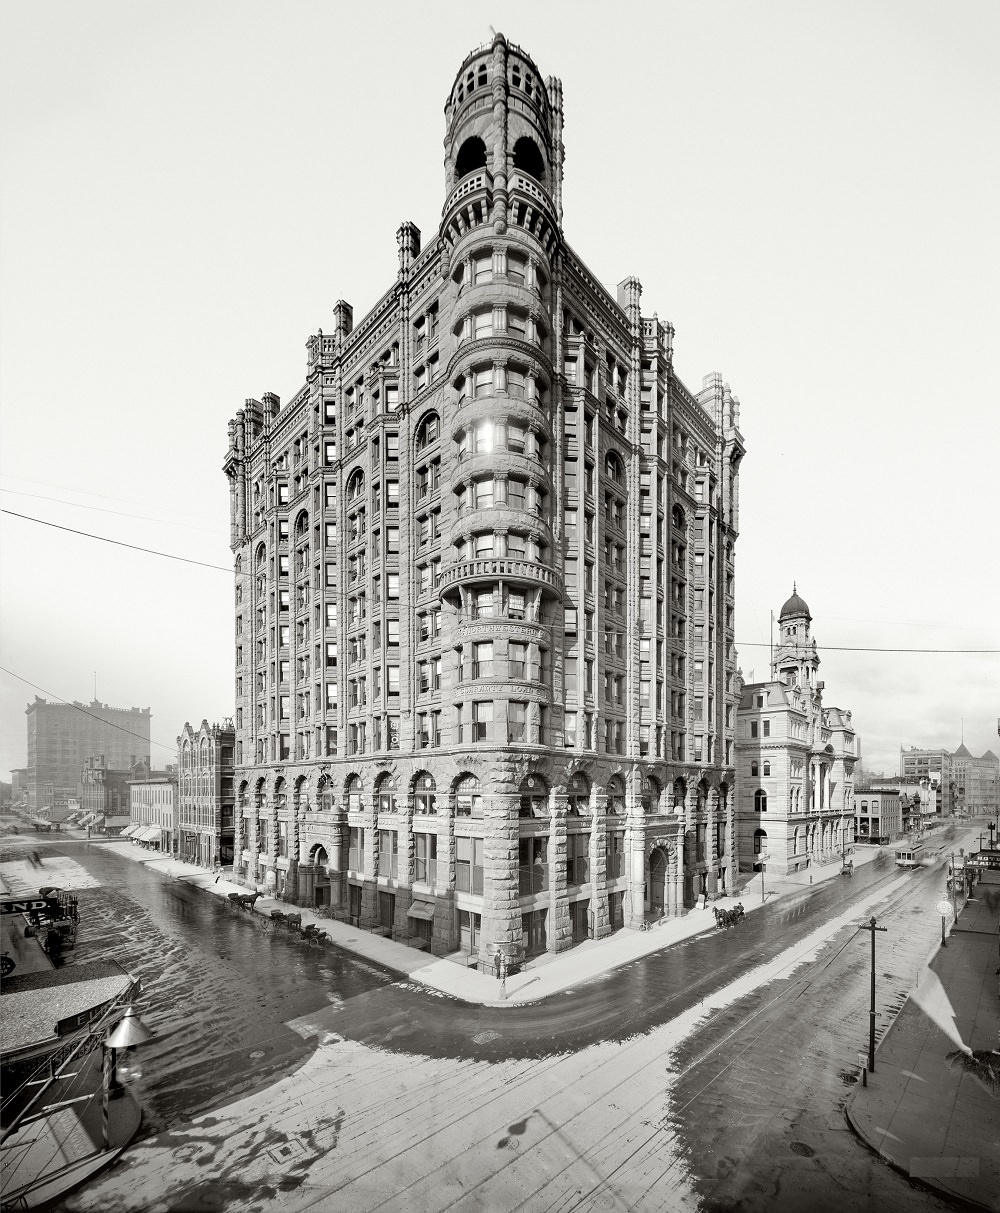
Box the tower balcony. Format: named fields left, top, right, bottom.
left=439, top=556, right=564, bottom=602
left=450, top=394, right=553, bottom=446
left=449, top=504, right=553, bottom=552
left=452, top=449, right=553, bottom=494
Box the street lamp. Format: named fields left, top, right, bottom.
left=101, top=1006, right=153, bottom=1151
left=758, top=851, right=768, bottom=904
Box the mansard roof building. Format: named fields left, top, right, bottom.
left=735, top=588, right=859, bottom=876
left=224, top=34, right=745, bottom=964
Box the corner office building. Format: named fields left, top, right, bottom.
left=224, top=35, right=745, bottom=964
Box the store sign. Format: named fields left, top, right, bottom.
left=965, top=852, right=1000, bottom=870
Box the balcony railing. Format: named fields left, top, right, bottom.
left=439, top=558, right=563, bottom=597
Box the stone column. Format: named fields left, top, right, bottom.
left=589, top=784, right=609, bottom=939
left=549, top=792, right=571, bottom=952
left=329, top=806, right=347, bottom=909
left=361, top=792, right=378, bottom=924
left=480, top=782, right=520, bottom=966
left=624, top=807, right=645, bottom=927
left=706, top=787, right=720, bottom=897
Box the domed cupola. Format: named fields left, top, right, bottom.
left=779, top=583, right=811, bottom=622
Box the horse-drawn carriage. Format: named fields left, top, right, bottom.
left=712, top=902, right=745, bottom=930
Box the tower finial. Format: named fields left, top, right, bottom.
left=793, top=580, right=797, bottom=594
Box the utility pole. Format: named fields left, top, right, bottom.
left=858, top=916, right=887, bottom=1073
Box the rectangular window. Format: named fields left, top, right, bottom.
left=414, top=832, right=437, bottom=885
left=378, top=830, right=398, bottom=880
left=566, top=832, right=591, bottom=886
left=348, top=826, right=365, bottom=873
left=472, top=700, right=493, bottom=742
left=508, top=701, right=528, bottom=743
left=455, top=836, right=484, bottom=894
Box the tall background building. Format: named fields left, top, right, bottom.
left=900, top=743, right=999, bottom=818
left=24, top=697, right=151, bottom=813
left=224, top=34, right=744, bottom=963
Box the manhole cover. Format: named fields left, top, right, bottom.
left=248, top=1049, right=265, bottom=1059
left=789, top=1141, right=815, bottom=1157
left=473, top=1030, right=501, bottom=1045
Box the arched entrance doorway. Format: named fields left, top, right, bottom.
left=312, top=846, right=330, bottom=907
left=649, top=847, right=668, bottom=915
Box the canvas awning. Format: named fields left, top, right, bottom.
left=138, top=826, right=160, bottom=843
left=121, top=824, right=140, bottom=838
left=406, top=900, right=435, bottom=921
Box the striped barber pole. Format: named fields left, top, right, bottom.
left=101, top=1048, right=111, bottom=1150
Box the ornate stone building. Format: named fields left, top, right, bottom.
left=176, top=721, right=236, bottom=867
left=735, top=588, right=858, bottom=876
left=224, top=34, right=744, bottom=963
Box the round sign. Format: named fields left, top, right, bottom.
left=935, top=899, right=953, bottom=917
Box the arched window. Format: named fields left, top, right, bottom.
left=753, top=828, right=767, bottom=855
left=295, top=510, right=309, bottom=538
left=376, top=773, right=396, bottom=815
left=454, top=773, right=483, bottom=818
left=519, top=775, right=548, bottom=818
left=604, top=451, right=625, bottom=484
left=255, top=542, right=267, bottom=568
left=606, top=775, right=626, bottom=815
left=567, top=771, right=590, bottom=815
left=512, top=136, right=545, bottom=181
left=346, top=470, right=365, bottom=503
left=413, top=772, right=436, bottom=815
left=416, top=412, right=440, bottom=451
left=274, top=778, right=286, bottom=813
left=235, top=554, right=242, bottom=574
left=754, top=789, right=767, bottom=813
left=672, top=505, right=685, bottom=530
left=751, top=762, right=759, bottom=777
left=763, top=761, right=771, bottom=776
left=642, top=777, right=661, bottom=815
left=456, top=135, right=487, bottom=178
left=672, top=777, right=686, bottom=810
left=317, top=775, right=333, bottom=814
left=345, top=774, right=363, bottom=814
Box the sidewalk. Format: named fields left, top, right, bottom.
left=845, top=872, right=1000, bottom=1212
left=85, top=836, right=877, bottom=1006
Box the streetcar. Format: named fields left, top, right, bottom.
left=894, top=841, right=924, bottom=869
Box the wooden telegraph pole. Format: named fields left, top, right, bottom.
left=858, top=916, right=887, bottom=1072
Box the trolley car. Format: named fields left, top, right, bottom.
left=894, top=841, right=924, bottom=869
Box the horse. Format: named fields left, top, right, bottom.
left=712, top=905, right=733, bottom=929
left=228, top=891, right=261, bottom=911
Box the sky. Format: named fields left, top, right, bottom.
left=1, top=0, right=997, bottom=780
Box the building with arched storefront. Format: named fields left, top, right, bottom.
left=736, top=588, right=859, bottom=876
left=224, top=34, right=745, bottom=964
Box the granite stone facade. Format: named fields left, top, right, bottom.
left=224, top=35, right=744, bottom=964
left=735, top=589, right=858, bottom=877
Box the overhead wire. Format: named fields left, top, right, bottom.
left=2, top=508, right=997, bottom=653
left=0, top=666, right=179, bottom=754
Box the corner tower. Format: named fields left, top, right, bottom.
left=772, top=585, right=820, bottom=690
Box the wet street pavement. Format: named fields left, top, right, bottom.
left=2, top=830, right=970, bottom=1212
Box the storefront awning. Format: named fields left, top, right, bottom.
left=138, top=825, right=160, bottom=842
left=122, top=824, right=140, bottom=838
left=406, top=900, right=435, bottom=921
